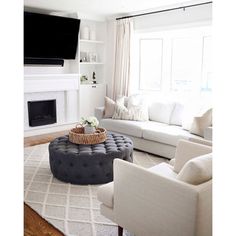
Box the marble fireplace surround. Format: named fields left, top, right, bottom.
left=24, top=74, right=80, bottom=137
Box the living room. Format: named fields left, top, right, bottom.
left=0, top=0, right=235, bottom=235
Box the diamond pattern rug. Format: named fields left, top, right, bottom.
left=24, top=143, right=167, bottom=236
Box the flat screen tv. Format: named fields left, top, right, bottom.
left=24, top=12, right=80, bottom=61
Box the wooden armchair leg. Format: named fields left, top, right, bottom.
left=118, top=225, right=123, bottom=236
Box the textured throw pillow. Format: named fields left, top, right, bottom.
left=104, top=96, right=125, bottom=118
left=177, top=153, right=212, bottom=185
left=112, top=101, right=149, bottom=121
left=104, top=96, right=116, bottom=118
left=116, top=95, right=128, bottom=107
left=190, top=108, right=212, bottom=137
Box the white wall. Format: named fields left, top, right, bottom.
left=105, top=20, right=116, bottom=97
left=105, top=3, right=212, bottom=98
left=134, top=3, right=212, bottom=31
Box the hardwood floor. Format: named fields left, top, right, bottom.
left=24, top=130, right=68, bottom=147
left=24, top=131, right=68, bottom=235
left=24, top=203, right=64, bottom=236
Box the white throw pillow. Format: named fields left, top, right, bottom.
left=170, top=103, right=184, bottom=126
left=190, top=108, right=212, bottom=137
left=127, top=94, right=147, bottom=108
left=149, top=101, right=175, bottom=124
left=116, top=95, right=128, bottom=107
left=177, top=153, right=212, bottom=185
left=112, top=102, right=149, bottom=121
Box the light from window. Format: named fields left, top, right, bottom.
left=139, top=39, right=163, bottom=90
left=171, top=37, right=202, bottom=91
left=201, top=36, right=212, bottom=91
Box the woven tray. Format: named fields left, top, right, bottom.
left=69, top=125, right=107, bottom=145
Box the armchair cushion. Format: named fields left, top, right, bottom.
left=149, top=162, right=177, bottom=179
left=174, top=140, right=212, bottom=173
left=97, top=182, right=114, bottom=208
left=177, top=153, right=212, bottom=185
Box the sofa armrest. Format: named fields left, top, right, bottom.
left=113, top=159, right=198, bottom=236
left=95, top=107, right=105, bottom=122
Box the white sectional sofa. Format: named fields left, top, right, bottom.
left=95, top=100, right=212, bottom=159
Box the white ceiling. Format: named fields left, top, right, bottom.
left=24, top=0, right=206, bottom=19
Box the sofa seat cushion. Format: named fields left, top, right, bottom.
left=100, top=119, right=149, bottom=138
left=97, top=182, right=114, bottom=208
left=143, top=125, right=204, bottom=147
left=149, top=163, right=177, bottom=179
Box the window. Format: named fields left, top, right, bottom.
left=201, top=36, right=212, bottom=91
left=139, top=39, right=163, bottom=90
left=171, top=37, right=202, bottom=91
left=131, top=25, right=212, bottom=97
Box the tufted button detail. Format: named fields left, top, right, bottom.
left=49, top=133, right=133, bottom=184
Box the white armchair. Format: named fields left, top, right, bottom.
left=97, top=140, right=212, bottom=236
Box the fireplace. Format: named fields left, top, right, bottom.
left=28, top=100, right=57, bottom=127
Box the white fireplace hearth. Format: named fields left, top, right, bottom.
left=24, top=74, right=80, bottom=137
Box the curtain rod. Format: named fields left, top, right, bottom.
left=116, top=1, right=212, bottom=20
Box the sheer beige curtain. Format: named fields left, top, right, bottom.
left=112, top=18, right=133, bottom=100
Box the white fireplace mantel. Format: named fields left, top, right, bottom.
left=24, top=73, right=80, bottom=93
left=24, top=73, right=80, bottom=137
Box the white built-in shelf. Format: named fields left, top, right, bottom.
left=80, top=39, right=104, bottom=44
left=80, top=62, right=104, bottom=65
left=80, top=83, right=104, bottom=86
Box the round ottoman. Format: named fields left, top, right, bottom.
left=48, top=132, right=133, bottom=185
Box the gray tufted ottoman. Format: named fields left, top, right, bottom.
left=49, top=132, right=133, bottom=185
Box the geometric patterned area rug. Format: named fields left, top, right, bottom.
left=24, top=143, right=167, bottom=236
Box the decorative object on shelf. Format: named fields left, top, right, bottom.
left=69, top=125, right=107, bottom=145
left=80, top=75, right=88, bottom=84
left=80, top=116, right=99, bottom=134
left=90, top=30, right=96, bottom=41
left=81, top=26, right=90, bottom=40
left=92, top=72, right=97, bottom=84
left=80, top=51, right=88, bottom=62
left=88, top=52, right=97, bottom=62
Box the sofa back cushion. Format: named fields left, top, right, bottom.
left=170, top=103, right=184, bottom=126
left=177, top=153, right=212, bottom=185
left=149, top=102, right=175, bottom=124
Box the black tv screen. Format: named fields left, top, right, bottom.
left=24, top=12, right=80, bottom=60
